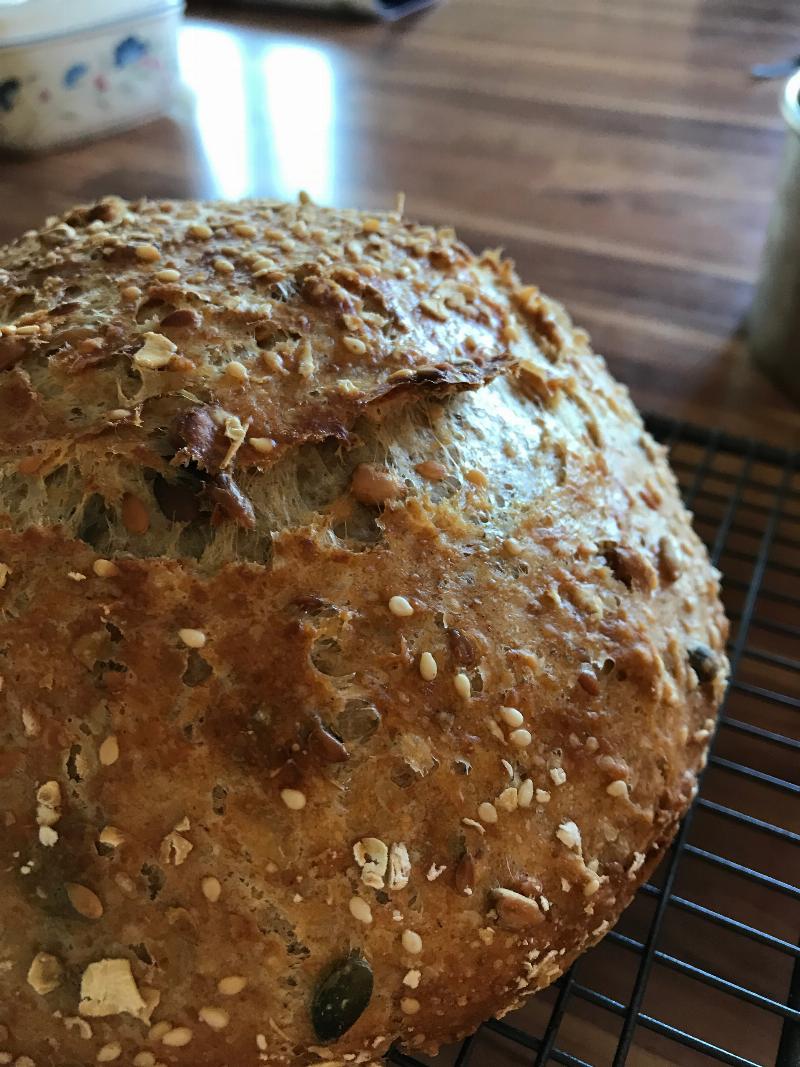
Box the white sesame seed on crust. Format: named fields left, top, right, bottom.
left=388, top=595, right=414, bottom=617
left=454, top=673, right=471, bottom=700
left=419, top=651, right=438, bottom=681
left=225, top=360, right=249, bottom=381
left=402, top=929, right=422, bottom=954
left=499, top=706, right=524, bottom=728
left=280, top=788, right=306, bottom=811
left=93, top=559, right=120, bottom=578
left=557, top=820, right=582, bottom=851
left=478, top=801, right=498, bottom=824
left=218, top=975, right=247, bottom=996
left=549, top=766, right=567, bottom=786
left=162, top=1026, right=193, bottom=1047
left=349, top=896, right=373, bottom=924
left=201, top=875, right=222, bottom=902
left=98, top=736, right=119, bottom=767
left=249, top=437, right=276, bottom=454
left=606, top=779, right=629, bottom=798
left=510, top=728, right=533, bottom=748
left=199, top=1005, right=229, bottom=1030
left=536, top=788, right=551, bottom=804
left=401, top=997, right=421, bottom=1015
left=178, top=628, right=206, bottom=649
left=518, top=779, right=534, bottom=808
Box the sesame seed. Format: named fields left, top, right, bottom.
left=256, top=1034, right=268, bottom=1051
left=465, top=467, right=489, bottom=488
left=225, top=360, right=249, bottom=381
left=155, top=268, right=180, bottom=283
left=499, top=706, right=524, bottom=728
left=178, top=628, right=206, bottom=649
left=217, top=975, right=247, bottom=996
left=188, top=222, right=213, bottom=239
left=234, top=222, right=257, bottom=237
left=98, top=736, right=119, bottom=767
left=419, top=298, right=448, bottom=322
left=68, top=572, right=87, bottom=582
left=106, top=408, right=131, bottom=421
left=349, top=896, right=373, bottom=924
left=549, top=767, right=567, bottom=786
left=535, top=789, right=551, bottom=804
left=213, top=257, right=235, bottom=274
left=38, top=826, right=58, bottom=847
left=280, top=788, right=306, bottom=811
left=388, top=595, right=414, bottom=617
left=401, top=997, right=421, bottom=1015
left=509, top=728, right=532, bottom=748
left=343, top=335, right=367, bottom=355
left=606, top=779, right=629, bottom=798
left=133, top=1055, right=156, bottom=1067
left=162, top=1026, right=193, bottom=1047
left=502, top=538, right=523, bottom=557
left=199, top=1006, right=229, bottom=1030
left=336, top=377, right=362, bottom=397
left=93, top=559, right=119, bottom=578
left=419, top=652, right=438, bottom=681
left=149, top=1021, right=171, bottom=1041
left=401, top=930, right=422, bottom=954
left=66, top=882, right=104, bottom=919
left=518, top=779, right=534, bottom=808
left=556, top=820, right=582, bottom=851
left=249, top=437, right=276, bottom=454
left=403, top=969, right=421, bottom=989
left=478, top=801, right=498, bottom=824
left=135, top=244, right=160, bottom=262
left=584, top=873, right=601, bottom=897
left=454, top=672, right=471, bottom=700
left=97, top=1042, right=122, bottom=1062
left=201, top=875, right=222, bottom=902
left=121, top=285, right=142, bottom=302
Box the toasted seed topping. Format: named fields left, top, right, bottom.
left=188, top=222, right=212, bottom=239
left=199, top=1006, right=229, bottom=1030
left=454, top=673, right=471, bottom=700
left=536, top=788, right=551, bottom=804
left=549, top=766, right=567, bottom=786
left=66, top=882, right=104, bottom=919
left=79, top=958, right=147, bottom=1019
left=281, top=788, right=307, bottom=811
left=121, top=493, right=150, bottom=534
left=97, top=1042, right=122, bottom=1062
left=502, top=537, right=523, bottom=557
left=478, top=802, right=498, bottom=824
left=155, top=268, right=180, bottom=283
left=354, top=837, right=389, bottom=889
left=98, top=736, right=119, bottom=767
left=496, top=786, right=519, bottom=812
left=93, top=559, right=120, bottom=578
left=343, top=335, right=367, bottom=355
left=492, top=887, right=545, bottom=929
left=133, top=1054, right=156, bottom=1067
left=510, top=728, right=533, bottom=748
left=38, top=826, right=58, bottom=846
left=133, top=332, right=176, bottom=370
left=162, top=1026, right=193, bottom=1047
left=415, top=460, right=447, bottom=481
left=518, top=779, right=534, bottom=807
left=401, top=997, right=421, bottom=1015
left=218, top=975, right=247, bottom=996
left=387, top=842, right=411, bottom=891
left=225, top=360, right=249, bottom=381
left=557, top=820, right=582, bottom=850
left=388, top=595, right=414, bottom=617
left=606, top=779, right=629, bottom=798
left=201, top=875, right=222, bottom=902
left=213, top=257, right=235, bottom=274
left=135, top=243, right=160, bottom=262
left=499, top=706, right=524, bottom=728
left=178, top=628, right=206, bottom=649
left=419, top=651, right=438, bottom=681
left=249, top=436, right=276, bottom=454
left=401, top=930, right=422, bottom=955
left=349, top=896, right=373, bottom=924
left=403, top=969, right=421, bottom=989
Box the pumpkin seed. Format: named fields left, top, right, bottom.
left=311, top=955, right=373, bottom=1042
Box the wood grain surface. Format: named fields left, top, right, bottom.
left=1, top=1, right=800, bottom=447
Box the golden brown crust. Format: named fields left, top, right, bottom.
left=0, top=198, right=727, bottom=1066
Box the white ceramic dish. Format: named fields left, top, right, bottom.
left=0, top=0, right=183, bottom=152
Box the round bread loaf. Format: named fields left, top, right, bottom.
left=0, top=197, right=728, bottom=1066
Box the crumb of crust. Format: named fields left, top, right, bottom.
left=549, top=766, right=567, bottom=786
left=556, top=821, right=582, bottom=851
left=27, top=951, right=63, bottom=995
left=354, top=837, right=389, bottom=889
left=79, top=958, right=149, bottom=1020
left=387, top=842, right=411, bottom=890
left=403, top=969, right=421, bottom=989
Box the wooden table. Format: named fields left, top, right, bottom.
left=1, top=1, right=800, bottom=447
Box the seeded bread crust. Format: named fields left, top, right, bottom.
left=0, top=198, right=727, bottom=1067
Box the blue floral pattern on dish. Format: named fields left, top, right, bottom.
left=0, top=78, right=20, bottom=113
left=64, top=63, right=89, bottom=88
left=114, top=35, right=148, bottom=69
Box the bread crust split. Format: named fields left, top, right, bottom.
left=0, top=196, right=727, bottom=1066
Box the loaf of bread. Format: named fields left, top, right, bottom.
left=0, top=197, right=728, bottom=1066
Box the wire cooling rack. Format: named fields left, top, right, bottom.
left=389, top=413, right=800, bottom=1067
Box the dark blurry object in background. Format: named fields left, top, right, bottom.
left=749, top=69, right=800, bottom=404
left=0, top=0, right=183, bottom=152
left=216, top=0, right=436, bottom=21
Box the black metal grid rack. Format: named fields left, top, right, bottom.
left=389, top=413, right=800, bottom=1067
